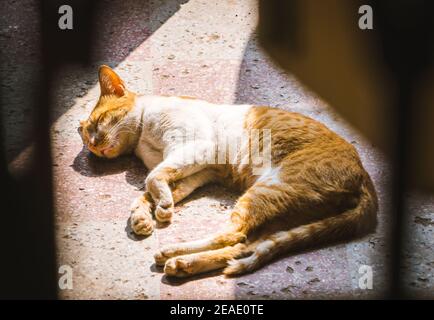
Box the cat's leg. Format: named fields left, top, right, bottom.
left=163, top=243, right=249, bottom=277
left=145, top=141, right=213, bottom=223
left=159, top=177, right=370, bottom=277
left=171, top=168, right=218, bottom=204
left=146, top=165, right=205, bottom=223
left=155, top=182, right=303, bottom=275
left=130, top=191, right=155, bottom=236
left=154, top=183, right=278, bottom=266
left=154, top=226, right=246, bottom=266
left=130, top=168, right=217, bottom=236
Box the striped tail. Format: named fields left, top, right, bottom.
left=223, top=180, right=378, bottom=276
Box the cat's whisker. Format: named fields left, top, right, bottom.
left=106, top=119, right=127, bottom=136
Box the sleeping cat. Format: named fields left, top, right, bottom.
left=79, top=65, right=378, bottom=278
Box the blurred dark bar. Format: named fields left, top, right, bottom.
left=257, top=0, right=434, bottom=298
left=0, top=0, right=97, bottom=299
left=374, top=0, right=434, bottom=298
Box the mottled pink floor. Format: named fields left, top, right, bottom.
left=3, top=0, right=433, bottom=299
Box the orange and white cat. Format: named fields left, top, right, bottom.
left=79, top=65, right=378, bottom=277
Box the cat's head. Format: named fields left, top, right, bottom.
left=79, top=65, right=139, bottom=158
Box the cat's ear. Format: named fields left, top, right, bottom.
left=98, top=65, right=125, bottom=97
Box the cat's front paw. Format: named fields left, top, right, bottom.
left=131, top=213, right=154, bottom=236
left=130, top=195, right=154, bottom=236
left=155, top=200, right=174, bottom=223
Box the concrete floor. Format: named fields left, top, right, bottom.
left=2, top=0, right=433, bottom=299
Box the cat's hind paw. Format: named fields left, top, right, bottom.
left=154, top=250, right=171, bottom=266
left=164, top=257, right=193, bottom=277
left=154, top=245, right=179, bottom=265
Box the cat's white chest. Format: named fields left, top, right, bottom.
left=134, top=136, right=164, bottom=170
left=132, top=95, right=252, bottom=171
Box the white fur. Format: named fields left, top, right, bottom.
left=256, top=165, right=281, bottom=186
left=255, top=239, right=274, bottom=255
left=132, top=95, right=252, bottom=172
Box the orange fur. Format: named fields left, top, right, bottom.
left=79, top=66, right=378, bottom=278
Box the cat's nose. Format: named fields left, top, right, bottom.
left=89, top=136, right=96, bottom=146
left=100, top=147, right=111, bottom=156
